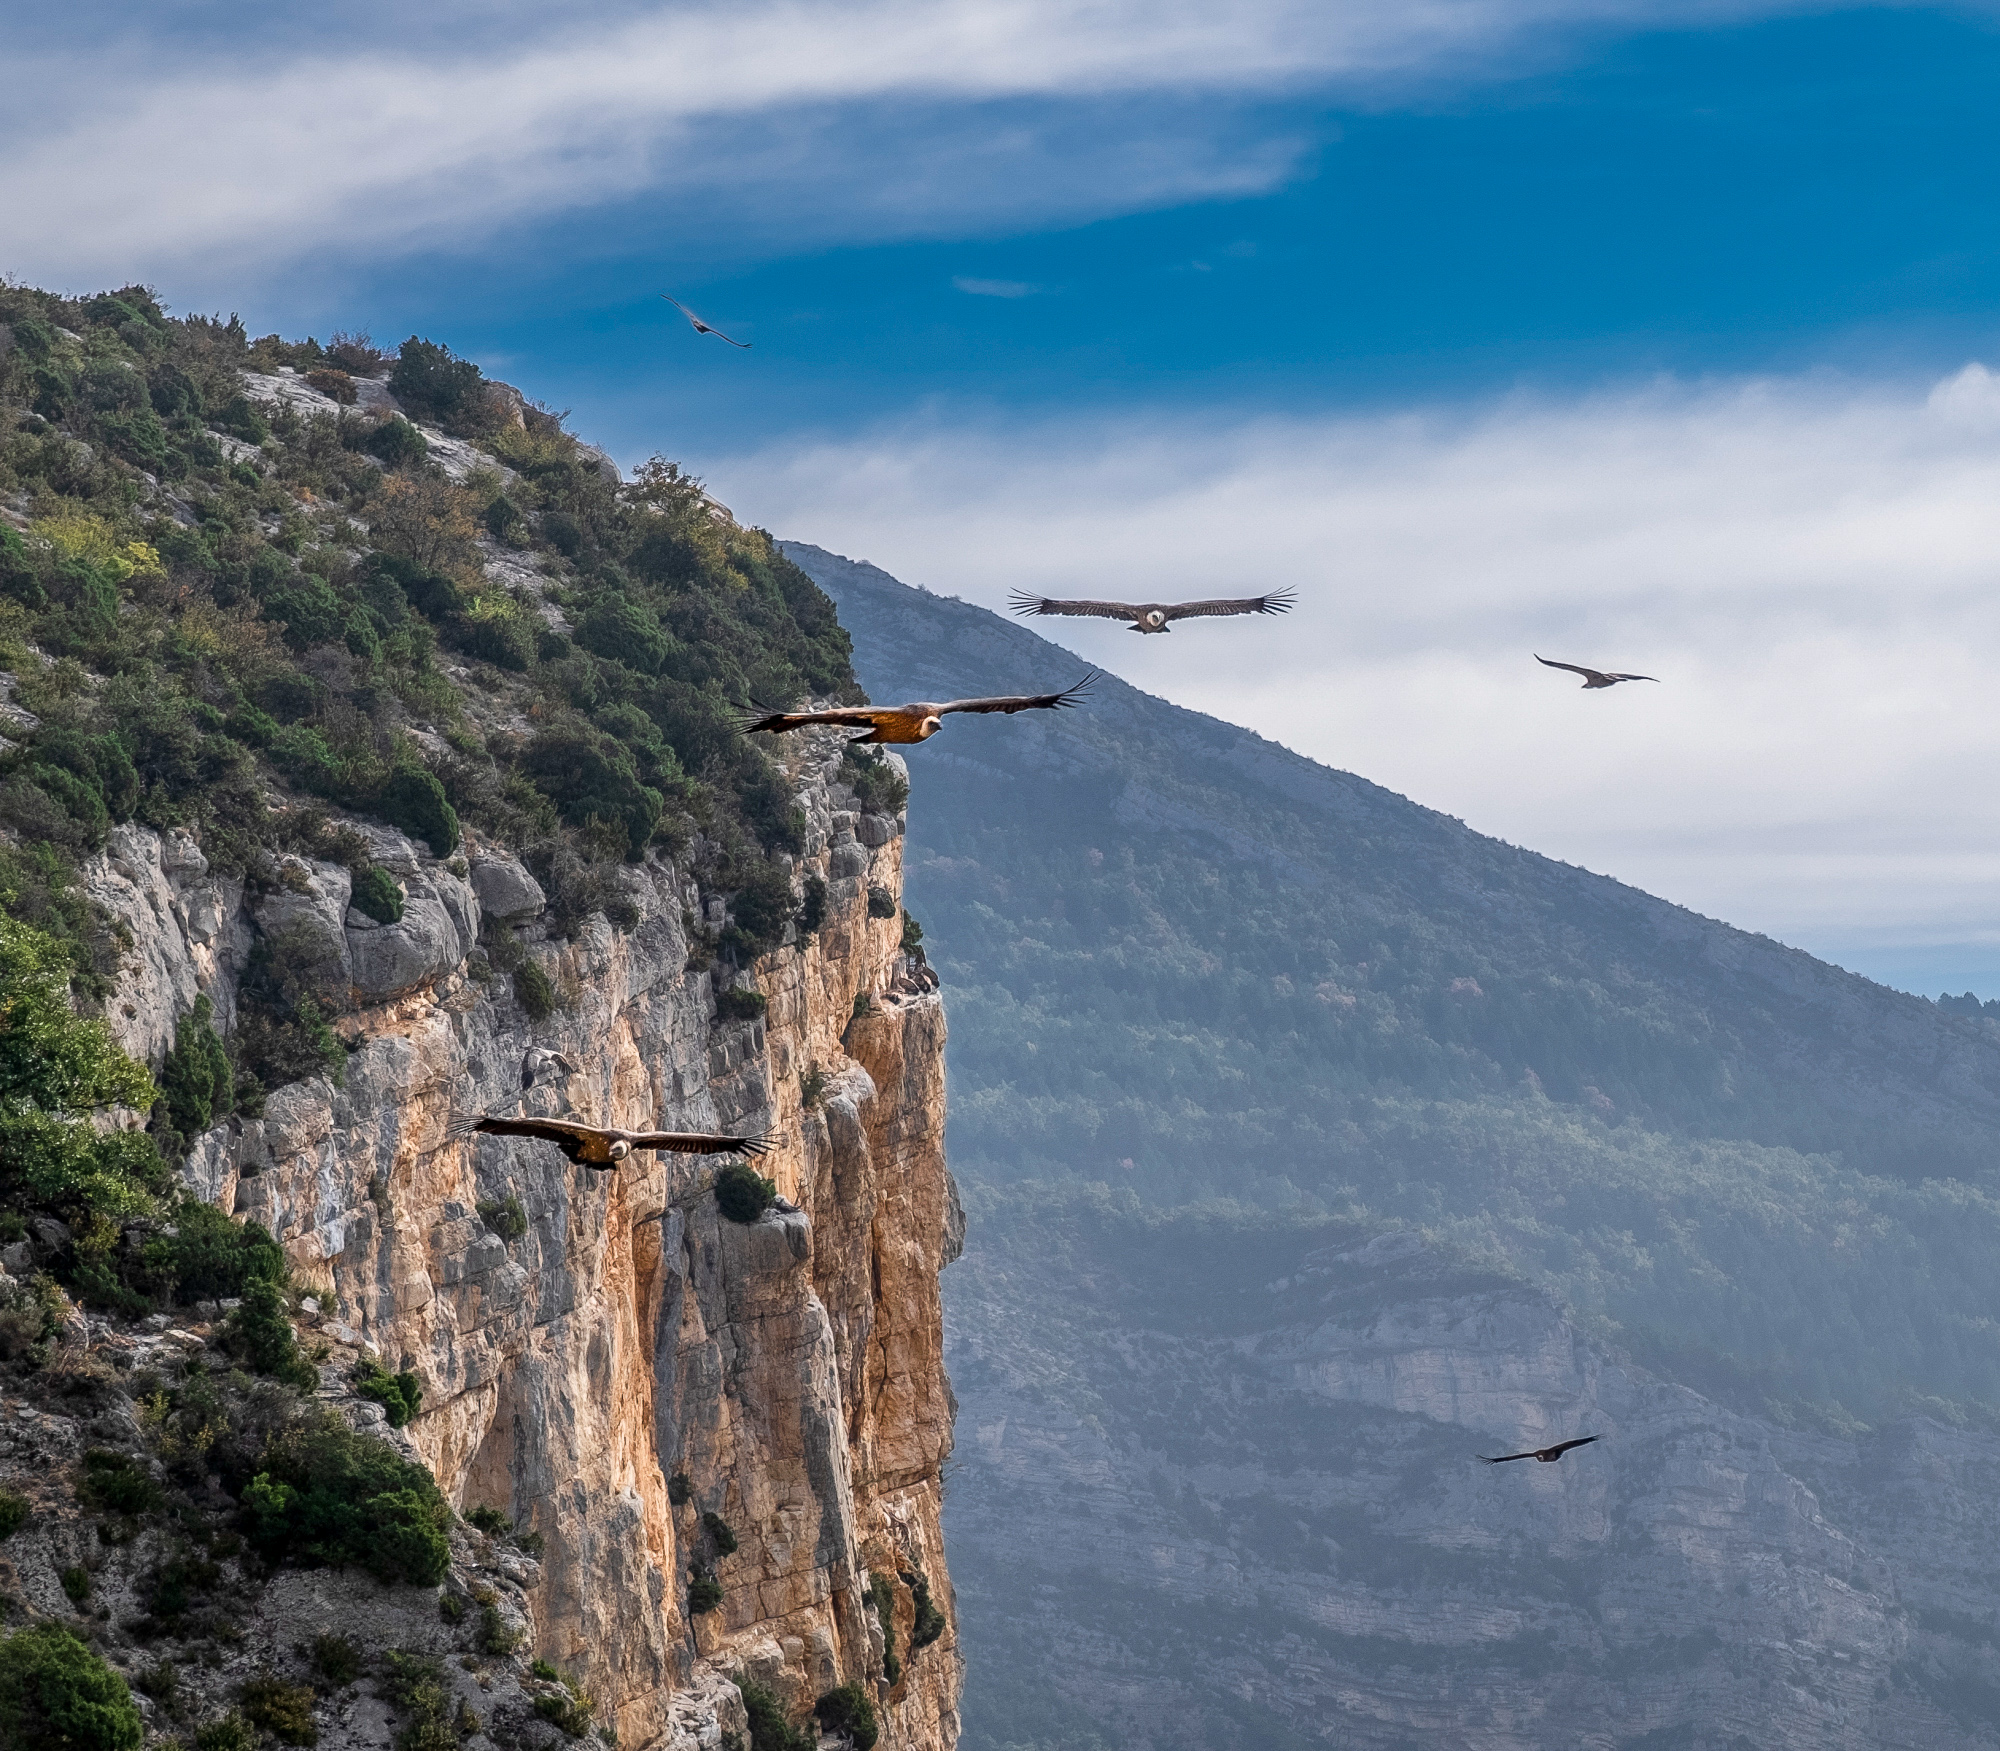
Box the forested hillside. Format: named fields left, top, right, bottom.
left=790, top=541, right=2000, bottom=1431
left=0, top=281, right=852, bottom=1186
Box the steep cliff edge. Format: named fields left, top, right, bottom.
left=6, top=727, right=962, bottom=1751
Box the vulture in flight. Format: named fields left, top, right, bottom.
left=447, top=1112, right=773, bottom=1170
left=660, top=294, right=751, bottom=349
left=520, top=1047, right=579, bottom=1091
left=1535, top=655, right=1657, bottom=690
left=1009, top=587, right=1295, bottom=634
left=742, top=675, right=1095, bottom=744
left=1479, top=1436, right=1600, bottom=1465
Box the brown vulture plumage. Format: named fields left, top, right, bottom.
left=447, top=1112, right=773, bottom=1171
left=742, top=675, right=1095, bottom=744
left=1010, top=587, right=1296, bottom=634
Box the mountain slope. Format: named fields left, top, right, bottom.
left=785, top=541, right=2000, bottom=1424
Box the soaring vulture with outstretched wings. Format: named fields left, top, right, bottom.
left=660, top=294, right=751, bottom=349
left=742, top=675, right=1095, bottom=744
left=1479, top=1436, right=1600, bottom=1464
left=1535, top=655, right=1657, bottom=689
left=1010, top=588, right=1295, bottom=634
left=447, top=1112, right=772, bottom=1170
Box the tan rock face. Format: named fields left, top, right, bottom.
left=88, top=734, right=961, bottom=1749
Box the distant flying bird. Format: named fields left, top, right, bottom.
left=448, top=1112, right=773, bottom=1170
left=742, top=675, right=1096, bottom=744
left=521, top=1047, right=579, bottom=1091
left=1535, top=655, right=1657, bottom=689
left=660, top=294, right=750, bottom=348
left=1479, top=1436, right=1601, bottom=1465
left=1009, top=587, right=1295, bottom=634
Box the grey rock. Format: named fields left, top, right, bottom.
left=471, top=853, right=545, bottom=922
left=0, top=1241, right=32, bottom=1274
left=855, top=813, right=897, bottom=848
left=347, top=894, right=464, bottom=1000
left=829, top=843, right=869, bottom=881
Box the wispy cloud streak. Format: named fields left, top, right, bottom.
left=1, top=0, right=1828, bottom=281
left=707, top=363, right=2000, bottom=956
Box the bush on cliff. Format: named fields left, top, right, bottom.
left=732, top=1674, right=811, bottom=1751
left=813, top=1682, right=878, bottom=1750
left=714, top=1163, right=777, bottom=1225
left=0, top=1622, right=143, bottom=1751
left=240, top=1407, right=450, bottom=1586
left=0, top=916, right=165, bottom=1223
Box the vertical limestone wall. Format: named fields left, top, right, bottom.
left=84, top=731, right=962, bottom=1749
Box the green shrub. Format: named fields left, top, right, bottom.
left=906, top=1567, right=946, bottom=1649
left=687, top=1567, right=722, bottom=1615
left=722, top=861, right=796, bottom=958
left=794, top=876, right=827, bottom=940
left=713, top=1164, right=776, bottom=1225
left=0, top=916, right=161, bottom=1221
left=438, top=1591, right=466, bottom=1624
left=196, top=1715, right=256, bottom=1751
left=813, top=1682, right=878, bottom=1750
left=379, top=1651, right=455, bottom=1751
left=59, top=1565, right=89, bottom=1605
left=513, top=1527, right=545, bottom=1559
left=0, top=1490, right=28, bottom=1539
left=387, top=339, right=491, bottom=435
left=799, top=1066, right=828, bottom=1112
left=732, top=1674, right=811, bottom=1751
left=464, top=1504, right=508, bottom=1537
left=531, top=1668, right=596, bottom=1739
left=667, top=1473, right=692, bottom=1507
left=239, top=1675, right=317, bottom=1746
left=715, top=987, right=767, bottom=1022
left=375, top=764, right=458, bottom=857
left=212, top=395, right=268, bottom=444
left=76, top=1449, right=162, bottom=1517
left=309, top=1634, right=363, bottom=1687
left=159, top=996, right=235, bottom=1146
left=850, top=993, right=874, bottom=1020
left=240, top=1408, right=450, bottom=1586
left=365, top=418, right=427, bottom=468
left=842, top=748, right=907, bottom=817
left=867, top=1572, right=899, bottom=1685
left=866, top=887, right=897, bottom=921
left=0, top=1621, right=142, bottom=1751
left=514, top=961, right=556, bottom=1021
left=476, top=1196, right=527, bottom=1242
left=700, top=1511, right=738, bottom=1556
left=354, top=1357, right=423, bottom=1427
left=900, top=914, right=923, bottom=954
left=350, top=865, right=404, bottom=925
left=475, top=1604, right=520, bottom=1657
left=143, top=1205, right=284, bottom=1305
left=227, top=1279, right=317, bottom=1389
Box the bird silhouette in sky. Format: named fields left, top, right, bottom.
left=1535, top=655, right=1657, bottom=689
left=660, top=294, right=750, bottom=348
left=1479, top=1436, right=1601, bottom=1464
left=1009, top=588, right=1296, bottom=634
left=742, top=676, right=1096, bottom=744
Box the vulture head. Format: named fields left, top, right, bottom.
left=607, top=1139, right=633, bottom=1162
left=1135, top=609, right=1168, bottom=632
left=915, top=714, right=944, bottom=740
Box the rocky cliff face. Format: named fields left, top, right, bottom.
left=944, top=1202, right=2000, bottom=1750
left=75, top=730, right=963, bottom=1750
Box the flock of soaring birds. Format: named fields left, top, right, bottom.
left=444, top=295, right=1637, bottom=1470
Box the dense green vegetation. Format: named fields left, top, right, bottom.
left=0, top=282, right=856, bottom=1133
left=808, top=545, right=2000, bottom=1428
left=0, top=1622, right=142, bottom=1751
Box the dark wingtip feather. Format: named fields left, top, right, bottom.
left=1264, top=588, right=1298, bottom=614
left=1055, top=670, right=1100, bottom=708
left=737, top=1132, right=777, bottom=1157
left=1007, top=590, right=1047, bottom=617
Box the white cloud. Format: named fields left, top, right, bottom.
left=702, top=366, right=2000, bottom=965
left=953, top=276, right=1040, bottom=297
left=0, top=0, right=1828, bottom=283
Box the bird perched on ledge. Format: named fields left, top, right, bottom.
left=1479, top=1436, right=1600, bottom=1464
left=742, top=675, right=1095, bottom=744
left=1534, top=655, right=1657, bottom=689
left=447, top=1112, right=773, bottom=1170
left=1009, top=588, right=1295, bottom=633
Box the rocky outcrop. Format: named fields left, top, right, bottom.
left=78, top=735, right=962, bottom=1749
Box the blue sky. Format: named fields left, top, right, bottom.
left=12, top=1, right=2000, bottom=992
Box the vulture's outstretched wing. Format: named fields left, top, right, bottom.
left=742, top=705, right=897, bottom=735
left=452, top=1112, right=594, bottom=1147
left=1161, top=589, right=1296, bottom=621
left=938, top=675, right=1097, bottom=717
left=1479, top=1450, right=1536, bottom=1463
left=628, top=1129, right=775, bottom=1157
left=1542, top=1436, right=1601, bottom=1459
left=1008, top=592, right=1145, bottom=621
left=660, top=294, right=751, bottom=348
left=1534, top=655, right=1601, bottom=680
left=1603, top=672, right=1657, bottom=684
